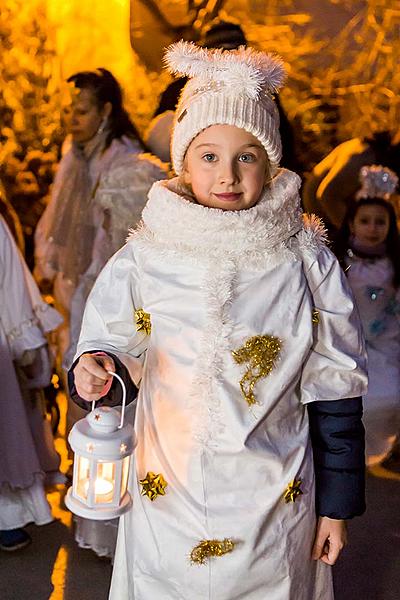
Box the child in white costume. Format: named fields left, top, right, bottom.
left=70, top=43, right=367, bottom=599
left=333, top=165, right=400, bottom=465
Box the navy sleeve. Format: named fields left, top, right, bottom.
left=307, top=397, right=366, bottom=519
left=68, top=351, right=138, bottom=410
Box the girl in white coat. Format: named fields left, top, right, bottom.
left=70, top=43, right=367, bottom=599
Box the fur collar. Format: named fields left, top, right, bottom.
left=138, top=169, right=303, bottom=266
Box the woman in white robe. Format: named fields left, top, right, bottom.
left=34, top=69, right=166, bottom=559
left=0, top=216, right=62, bottom=550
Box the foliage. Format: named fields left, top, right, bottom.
left=0, top=0, right=64, bottom=250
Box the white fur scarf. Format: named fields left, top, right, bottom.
left=133, top=169, right=318, bottom=270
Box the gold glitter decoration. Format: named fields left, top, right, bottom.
left=284, top=479, right=303, bottom=503
left=312, top=309, right=320, bottom=324
left=232, top=335, right=282, bottom=406
left=139, top=471, right=167, bottom=501
left=190, top=539, right=235, bottom=565
left=134, top=308, right=151, bottom=335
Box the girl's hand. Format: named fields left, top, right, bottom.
left=73, top=353, right=115, bottom=402
left=312, top=516, right=347, bottom=565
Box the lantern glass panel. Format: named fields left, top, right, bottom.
left=120, top=456, right=131, bottom=499
left=94, top=461, right=115, bottom=504
left=76, top=456, right=91, bottom=500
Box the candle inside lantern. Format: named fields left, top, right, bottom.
left=84, top=478, right=114, bottom=497
left=65, top=373, right=136, bottom=519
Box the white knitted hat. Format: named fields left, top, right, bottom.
left=164, top=41, right=286, bottom=176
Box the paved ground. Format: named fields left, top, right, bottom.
left=333, top=464, right=400, bottom=600
left=1, top=394, right=399, bottom=600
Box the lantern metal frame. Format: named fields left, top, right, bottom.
left=65, top=371, right=136, bottom=520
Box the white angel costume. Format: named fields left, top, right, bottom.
left=73, top=171, right=367, bottom=599
left=0, top=216, right=63, bottom=529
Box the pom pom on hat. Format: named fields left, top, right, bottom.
left=164, top=41, right=287, bottom=176
left=165, top=41, right=286, bottom=100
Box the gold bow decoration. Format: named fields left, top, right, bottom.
left=190, top=538, right=235, bottom=565
left=134, top=308, right=151, bottom=335
left=284, top=479, right=303, bottom=503
left=139, top=471, right=167, bottom=501
left=232, top=335, right=282, bottom=406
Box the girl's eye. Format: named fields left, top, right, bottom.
left=202, top=153, right=216, bottom=162
left=238, top=153, right=256, bottom=163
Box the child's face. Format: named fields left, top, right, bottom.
left=183, top=124, right=269, bottom=211
left=350, top=204, right=390, bottom=248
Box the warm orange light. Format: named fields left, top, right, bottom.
left=84, top=478, right=114, bottom=496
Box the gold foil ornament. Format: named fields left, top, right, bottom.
left=312, top=309, right=320, bottom=324
left=139, top=472, right=167, bottom=501
left=190, top=538, right=235, bottom=565
left=232, top=335, right=282, bottom=406
left=284, top=479, right=303, bottom=503
left=134, top=308, right=151, bottom=335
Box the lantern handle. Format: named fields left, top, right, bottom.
left=90, top=371, right=127, bottom=429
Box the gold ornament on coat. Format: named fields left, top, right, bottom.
left=190, top=538, right=235, bottom=565
left=312, top=308, right=320, bottom=325
left=139, top=472, right=167, bottom=501
left=232, top=335, right=282, bottom=406
left=284, top=479, right=303, bottom=503
left=134, top=308, right=151, bottom=335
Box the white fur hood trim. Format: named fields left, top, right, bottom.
left=137, top=169, right=303, bottom=265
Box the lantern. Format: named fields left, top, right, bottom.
left=65, top=372, right=135, bottom=520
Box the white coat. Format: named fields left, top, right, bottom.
left=76, top=170, right=367, bottom=599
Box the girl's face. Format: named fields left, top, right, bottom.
left=64, top=87, right=110, bottom=144
left=350, top=204, right=390, bottom=248
left=183, top=124, right=269, bottom=211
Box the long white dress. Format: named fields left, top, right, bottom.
left=76, top=170, right=367, bottom=599
left=0, top=216, right=63, bottom=529
left=344, top=251, right=400, bottom=463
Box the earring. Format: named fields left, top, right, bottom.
left=97, top=116, right=108, bottom=135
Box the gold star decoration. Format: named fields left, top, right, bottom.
left=134, top=308, right=151, bottom=335
left=190, top=538, right=235, bottom=565
left=284, top=479, right=303, bottom=503
left=86, top=443, right=94, bottom=453
left=94, top=414, right=101, bottom=421
left=139, top=471, right=167, bottom=501
left=312, top=309, right=320, bottom=325
left=232, top=335, right=282, bottom=406
left=120, top=443, right=127, bottom=454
